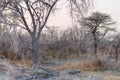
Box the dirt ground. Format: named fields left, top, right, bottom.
left=38, top=70, right=120, bottom=80
left=42, top=59, right=120, bottom=80
left=0, top=59, right=120, bottom=80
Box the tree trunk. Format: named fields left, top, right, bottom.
left=32, top=37, right=39, bottom=67
left=115, top=48, right=118, bottom=61
left=92, top=32, right=97, bottom=54
left=33, top=44, right=39, bottom=65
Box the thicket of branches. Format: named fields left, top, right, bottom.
left=0, top=0, right=119, bottom=64
left=0, top=24, right=119, bottom=61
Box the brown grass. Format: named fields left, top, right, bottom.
left=18, top=56, right=33, bottom=68
left=105, top=75, right=120, bottom=80
left=50, top=58, right=107, bottom=71
left=0, top=50, right=18, bottom=60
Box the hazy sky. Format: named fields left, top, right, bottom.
left=47, top=0, right=120, bottom=30
left=47, top=1, right=72, bottom=30
left=94, top=0, right=120, bottom=30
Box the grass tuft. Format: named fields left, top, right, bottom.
left=50, top=58, right=107, bottom=71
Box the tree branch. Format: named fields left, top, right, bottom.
left=24, top=0, right=36, bottom=34
left=15, top=1, right=32, bottom=35
left=37, top=0, right=59, bottom=40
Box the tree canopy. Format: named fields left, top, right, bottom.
left=80, top=12, right=115, bottom=54
left=0, top=0, right=93, bottom=66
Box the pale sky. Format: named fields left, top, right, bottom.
left=94, top=0, right=120, bottom=30
left=47, top=0, right=120, bottom=31
left=47, top=0, right=72, bottom=30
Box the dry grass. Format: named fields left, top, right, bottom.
left=105, top=75, right=120, bottom=80
left=0, top=51, right=18, bottom=60
left=18, top=56, right=33, bottom=68
left=50, top=61, right=81, bottom=71
left=49, top=54, right=108, bottom=71
left=50, top=58, right=107, bottom=71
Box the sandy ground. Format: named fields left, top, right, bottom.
left=41, top=59, right=120, bottom=80
left=0, top=59, right=120, bottom=80
left=42, top=70, right=120, bottom=80
left=0, top=70, right=119, bottom=80
left=0, top=69, right=9, bottom=80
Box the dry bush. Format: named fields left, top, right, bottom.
left=15, top=55, right=47, bottom=68
left=50, top=61, right=81, bottom=71
left=0, top=50, right=33, bottom=68
left=50, top=57, right=107, bottom=71
left=47, top=50, right=60, bottom=59
left=0, top=50, right=19, bottom=60
left=79, top=58, right=107, bottom=71
left=47, top=49, right=79, bottom=60
left=18, top=56, right=33, bottom=68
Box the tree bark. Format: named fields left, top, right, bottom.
left=92, top=32, right=97, bottom=54
left=31, top=36, right=39, bottom=67
left=115, top=48, right=118, bottom=61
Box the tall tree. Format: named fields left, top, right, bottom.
left=2, top=0, right=59, bottom=66
left=1, top=0, right=92, bottom=67
left=80, top=12, right=115, bottom=54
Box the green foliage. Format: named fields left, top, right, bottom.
left=80, top=12, right=115, bottom=32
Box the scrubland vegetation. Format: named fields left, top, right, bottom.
left=0, top=0, right=120, bottom=80
left=0, top=14, right=119, bottom=71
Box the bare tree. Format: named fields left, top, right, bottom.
left=2, top=0, right=59, bottom=66
left=1, top=0, right=93, bottom=67
left=80, top=12, right=115, bottom=54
